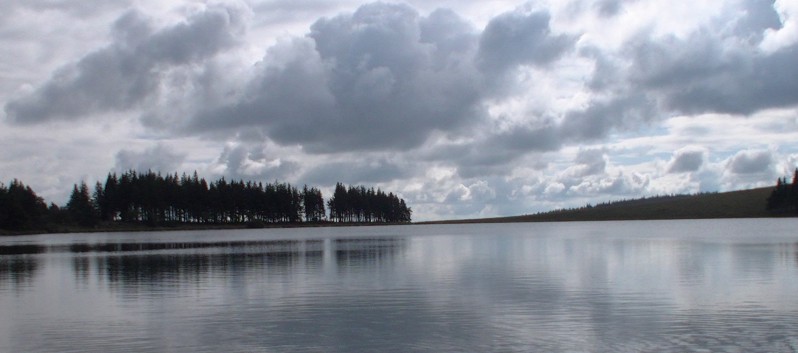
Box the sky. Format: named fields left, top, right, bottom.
left=1, top=0, right=797, bottom=221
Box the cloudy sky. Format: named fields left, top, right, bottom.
left=1, top=0, right=797, bottom=221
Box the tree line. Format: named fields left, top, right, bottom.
left=0, top=170, right=411, bottom=233
left=0, top=179, right=48, bottom=231
left=766, top=168, right=798, bottom=213
left=327, top=183, right=412, bottom=223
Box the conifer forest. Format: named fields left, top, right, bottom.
left=0, top=170, right=411, bottom=233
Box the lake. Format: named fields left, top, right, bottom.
left=2, top=219, right=798, bottom=352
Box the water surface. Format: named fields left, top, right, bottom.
left=2, top=219, right=798, bottom=352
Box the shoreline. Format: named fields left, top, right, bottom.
left=3, top=186, right=790, bottom=236
left=420, top=186, right=785, bottom=225
left=0, top=221, right=410, bottom=237
left=3, top=213, right=791, bottom=236
left=416, top=214, right=787, bottom=225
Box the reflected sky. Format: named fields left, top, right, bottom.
left=2, top=220, right=798, bottom=352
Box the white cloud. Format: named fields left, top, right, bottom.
left=1, top=0, right=797, bottom=220
left=544, top=182, right=566, bottom=195
left=761, top=0, right=798, bottom=52
left=209, top=142, right=299, bottom=180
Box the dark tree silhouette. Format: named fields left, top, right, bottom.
left=326, top=183, right=411, bottom=223
left=0, top=179, right=47, bottom=231
left=302, top=185, right=326, bottom=222
left=67, top=182, right=97, bottom=227
left=767, top=168, right=798, bottom=213
left=792, top=169, right=798, bottom=212
left=1, top=171, right=411, bottom=233
left=82, top=170, right=311, bottom=225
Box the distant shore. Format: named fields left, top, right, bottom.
left=418, top=187, right=784, bottom=225
left=3, top=186, right=789, bottom=236
left=0, top=221, right=407, bottom=236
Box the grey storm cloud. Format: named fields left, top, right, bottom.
left=189, top=2, right=575, bottom=153
left=624, top=1, right=797, bottom=116
left=300, top=158, right=410, bottom=186
left=733, top=0, right=783, bottom=42
left=559, top=93, right=657, bottom=142
left=4, top=5, right=243, bottom=123
left=190, top=3, right=484, bottom=152
left=252, top=0, right=352, bottom=25
left=727, top=150, right=773, bottom=174
left=476, top=8, right=575, bottom=73
left=444, top=124, right=561, bottom=178
left=581, top=46, right=621, bottom=91
left=7, top=0, right=794, bottom=187
left=667, top=147, right=705, bottom=173
left=594, top=0, right=624, bottom=17
left=1, top=0, right=131, bottom=17
left=558, top=0, right=796, bottom=154
left=491, top=124, right=562, bottom=153
left=115, top=144, right=186, bottom=173
left=661, top=44, right=798, bottom=115
left=427, top=95, right=654, bottom=180
left=556, top=148, right=609, bottom=187
left=573, top=149, right=607, bottom=177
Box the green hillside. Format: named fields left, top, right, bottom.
left=425, top=187, right=780, bottom=224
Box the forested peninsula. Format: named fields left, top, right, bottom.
left=0, top=170, right=411, bottom=235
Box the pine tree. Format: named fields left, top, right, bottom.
left=1, top=179, right=48, bottom=230
left=0, top=182, right=8, bottom=229
left=67, top=182, right=97, bottom=227
left=792, top=168, right=798, bottom=213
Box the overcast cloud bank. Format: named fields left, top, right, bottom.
left=2, top=0, right=798, bottom=220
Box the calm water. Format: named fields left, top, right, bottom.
left=2, top=219, right=798, bottom=352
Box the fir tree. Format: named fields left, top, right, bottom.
left=67, top=182, right=98, bottom=227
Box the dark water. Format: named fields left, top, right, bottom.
left=2, top=219, right=798, bottom=352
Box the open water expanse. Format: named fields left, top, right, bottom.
left=2, top=219, right=798, bottom=352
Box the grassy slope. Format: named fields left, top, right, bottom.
left=423, top=187, right=779, bottom=224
